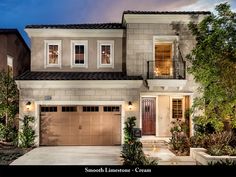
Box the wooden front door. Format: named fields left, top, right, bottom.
left=142, top=98, right=156, bottom=135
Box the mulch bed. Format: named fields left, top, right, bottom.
left=0, top=141, right=32, bottom=165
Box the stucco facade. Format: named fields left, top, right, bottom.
left=16, top=11, right=210, bottom=146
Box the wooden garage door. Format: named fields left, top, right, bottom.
left=40, top=105, right=121, bottom=146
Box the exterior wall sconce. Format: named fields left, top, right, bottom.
left=128, top=101, right=132, bottom=110
left=26, top=101, right=31, bottom=110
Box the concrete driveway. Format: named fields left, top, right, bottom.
left=11, top=146, right=122, bottom=165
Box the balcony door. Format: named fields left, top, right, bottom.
left=142, top=97, right=156, bottom=135
left=154, top=43, right=173, bottom=78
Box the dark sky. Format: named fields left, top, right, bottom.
left=0, top=0, right=235, bottom=46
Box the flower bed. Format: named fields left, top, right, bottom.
left=190, top=148, right=236, bottom=165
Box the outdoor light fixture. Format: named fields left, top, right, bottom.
left=128, top=101, right=132, bottom=110
left=26, top=101, right=31, bottom=110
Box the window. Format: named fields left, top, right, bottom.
left=83, top=106, right=99, bottom=112
left=154, top=43, right=173, bottom=77
left=7, top=55, right=13, bottom=77
left=41, top=106, right=57, bottom=112
left=172, top=98, right=183, bottom=119
left=97, top=40, right=114, bottom=68
left=71, top=40, right=88, bottom=68
left=62, top=106, right=77, bottom=112
left=44, top=40, right=61, bottom=68
left=103, top=106, right=120, bottom=112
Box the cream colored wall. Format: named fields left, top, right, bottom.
left=158, top=96, right=171, bottom=136
left=31, top=37, right=124, bottom=72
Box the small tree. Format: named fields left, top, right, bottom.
left=19, top=115, right=36, bottom=148
left=187, top=3, right=236, bottom=132
left=0, top=70, right=19, bottom=142
left=121, top=116, right=158, bottom=165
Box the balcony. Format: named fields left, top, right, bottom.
left=146, top=58, right=187, bottom=90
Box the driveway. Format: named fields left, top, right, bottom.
left=10, top=146, right=122, bottom=165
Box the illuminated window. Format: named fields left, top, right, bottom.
left=155, top=43, right=173, bottom=76
left=97, top=40, right=114, bottom=68
left=7, top=55, right=13, bottom=77
left=172, top=98, right=183, bottom=119
left=44, top=40, right=61, bottom=68
left=71, top=40, right=88, bottom=68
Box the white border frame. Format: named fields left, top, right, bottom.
left=97, top=40, right=114, bottom=69
left=170, top=96, right=185, bottom=122
left=153, top=35, right=179, bottom=77
left=71, top=40, right=88, bottom=68
left=44, top=40, right=62, bottom=68
left=34, top=100, right=125, bottom=146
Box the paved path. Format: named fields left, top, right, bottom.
left=11, top=146, right=122, bottom=165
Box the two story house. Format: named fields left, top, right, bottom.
left=0, top=29, right=30, bottom=77
left=16, top=11, right=210, bottom=146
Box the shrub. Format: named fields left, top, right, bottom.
left=19, top=115, right=36, bottom=148
left=169, top=119, right=190, bottom=155
left=209, top=159, right=236, bottom=166
left=0, top=123, right=6, bottom=141
left=121, top=116, right=158, bottom=165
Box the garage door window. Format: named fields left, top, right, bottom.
left=41, top=106, right=57, bottom=112
left=83, top=106, right=99, bottom=112
left=62, top=106, right=77, bottom=112
left=103, top=106, right=120, bottom=112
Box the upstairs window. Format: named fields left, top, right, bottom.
left=97, top=40, right=114, bottom=68
left=44, top=40, right=61, bottom=68
left=154, top=43, right=173, bottom=77
left=71, top=40, right=88, bottom=68
left=7, top=55, right=13, bottom=77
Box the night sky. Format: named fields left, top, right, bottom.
left=0, top=0, right=235, bottom=46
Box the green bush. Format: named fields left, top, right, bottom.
left=209, top=159, right=236, bottom=166
left=19, top=115, right=36, bottom=148
left=121, top=116, right=158, bottom=165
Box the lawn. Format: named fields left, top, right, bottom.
left=0, top=142, right=32, bottom=165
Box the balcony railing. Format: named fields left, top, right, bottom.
left=147, top=59, right=186, bottom=79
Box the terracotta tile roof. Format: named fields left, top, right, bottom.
left=25, top=23, right=125, bottom=29
left=16, top=71, right=143, bottom=80
left=123, top=10, right=211, bottom=15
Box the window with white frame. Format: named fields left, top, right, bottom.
left=7, top=55, right=13, bottom=77
left=44, top=40, right=61, bottom=68
left=71, top=40, right=88, bottom=68
left=97, top=40, right=114, bottom=68
left=172, top=98, right=184, bottom=119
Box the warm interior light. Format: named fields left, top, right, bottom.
left=26, top=101, right=31, bottom=110
left=128, top=101, right=132, bottom=110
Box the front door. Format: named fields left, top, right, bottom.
left=142, top=97, right=156, bottom=135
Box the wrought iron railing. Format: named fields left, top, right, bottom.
left=147, top=52, right=186, bottom=79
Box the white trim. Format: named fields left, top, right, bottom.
left=25, top=29, right=125, bottom=38
left=147, top=79, right=187, bottom=90
left=123, top=14, right=207, bottom=24
left=34, top=100, right=125, bottom=146
left=97, top=40, right=114, bottom=69
left=70, top=40, right=88, bottom=68
left=16, top=80, right=143, bottom=89
left=170, top=96, right=185, bottom=122
left=44, top=40, right=62, bottom=68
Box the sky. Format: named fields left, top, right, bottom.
left=0, top=0, right=235, bottom=46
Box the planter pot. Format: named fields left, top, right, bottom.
left=190, top=148, right=236, bottom=165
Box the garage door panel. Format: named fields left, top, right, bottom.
left=40, top=105, right=121, bottom=146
